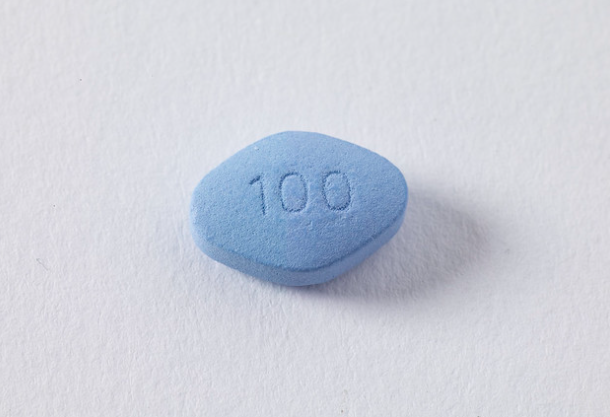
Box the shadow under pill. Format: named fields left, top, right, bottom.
left=302, top=189, right=489, bottom=303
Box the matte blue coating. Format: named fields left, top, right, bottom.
left=190, top=131, right=408, bottom=286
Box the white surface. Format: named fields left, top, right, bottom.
left=1, top=0, right=609, bottom=415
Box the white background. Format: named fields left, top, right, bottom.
left=1, top=0, right=609, bottom=415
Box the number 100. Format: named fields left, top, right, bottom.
left=250, top=171, right=352, bottom=215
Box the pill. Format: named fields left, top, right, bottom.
left=190, top=131, right=408, bottom=286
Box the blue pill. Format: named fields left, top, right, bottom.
left=190, top=131, right=408, bottom=286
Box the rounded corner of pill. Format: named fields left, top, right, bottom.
left=385, top=159, right=408, bottom=201
left=399, top=169, right=409, bottom=198
left=265, top=130, right=333, bottom=142
left=261, top=130, right=302, bottom=140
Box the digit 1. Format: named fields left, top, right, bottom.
left=249, top=176, right=266, bottom=215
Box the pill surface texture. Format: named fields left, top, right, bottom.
left=190, top=131, right=408, bottom=286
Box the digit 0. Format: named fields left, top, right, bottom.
left=323, top=171, right=351, bottom=211
left=280, top=173, right=307, bottom=212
